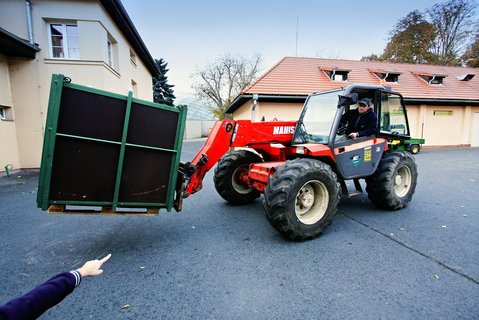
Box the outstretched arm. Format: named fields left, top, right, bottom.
left=0, top=254, right=111, bottom=320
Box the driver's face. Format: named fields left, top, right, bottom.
left=358, top=104, right=369, bottom=114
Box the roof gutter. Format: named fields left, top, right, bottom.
left=404, top=97, right=479, bottom=106
left=226, top=92, right=479, bottom=114
left=0, top=27, right=40, bottom=58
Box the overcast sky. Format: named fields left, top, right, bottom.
left=121, top=0, right=468, bottom=97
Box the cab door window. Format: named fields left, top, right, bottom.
left=379, top=92, right=410, bottom=137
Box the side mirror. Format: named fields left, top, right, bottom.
left=338, top=93, right=358, bottom=107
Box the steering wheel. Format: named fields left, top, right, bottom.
left=337, top=123, right=347, bottom=136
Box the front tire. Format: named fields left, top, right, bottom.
left=366, top=152, right=417, bottom=210
left=263, top=159, right=340, bottom=241
left=214, top=150, right=262, bottom=205
left=409, top=144, right=420, bottom=154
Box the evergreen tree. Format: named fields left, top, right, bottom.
left=152, top=58, right=175, bottom=106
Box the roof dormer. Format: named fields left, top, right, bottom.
left=456, top=74, right=475, bottom=81
left=414, top=72, right=447, bottom=85
left=320, top=67, right=350, bottom=82
left=369, top=69, right=401, bottom=83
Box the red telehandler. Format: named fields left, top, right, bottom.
left=177, top=84, right=417, bottom=240
left=38, top=75, right=417, bottom=241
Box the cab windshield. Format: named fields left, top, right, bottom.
left=293, top=89, right=344, bottom=144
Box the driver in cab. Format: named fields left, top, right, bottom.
left=340, top=98, right=377, bottom=139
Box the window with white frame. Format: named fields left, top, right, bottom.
left=107, top=34, right=118, bottom=70
left=129, top=49, right=137, bottom=66
left=0, top=106, right=13, bottom=121
left=107, top=40, right=113, bottom=67
left=321, top=68, right=350, bottom=82
left=131, top=79, right=138, bottom=97
left=48, top=23, right=79, bottom=59
left=372, top=71, right=401, bottom=83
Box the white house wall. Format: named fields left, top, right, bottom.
left=0, top=54, right=21, bottom=172
left=234, top=101, right=304, bottom=122
left=0, top=0, right=155, bottom=172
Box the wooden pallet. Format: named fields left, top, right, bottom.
left=47, top=204, right=160, bottom=216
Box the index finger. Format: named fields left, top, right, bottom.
left=99, top=253, right=112, bottom=264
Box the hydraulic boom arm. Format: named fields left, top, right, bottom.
left=182, top=119, right=296, bottom=197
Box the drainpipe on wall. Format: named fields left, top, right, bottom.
left=251, top=94, right=258, bottom=122
left=25, top=0, right=34, bottom=44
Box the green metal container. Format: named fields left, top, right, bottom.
left=37, top=74, right=187, bottom=214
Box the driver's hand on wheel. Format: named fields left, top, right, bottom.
left=348, top=132, right=359, bottom=139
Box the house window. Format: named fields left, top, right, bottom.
left=130, top=49, right=137, bottom=66
left=416, top=73, right=446, bottom=85
left=456, top=74, right=475, bottom=81
left=430, top=76, right=445, bottom=85
left=107, top=40, right=113, bottom=67
left=384, top=73, right=399, bottom=83
left=49, top=23, right=79, bottom=59
left=0, top=106, right=13, bottom=121
left=373, top=72, right=401, bottom=83
left=131, top=79, right=138, bottom=97
left=321, top=68, right=350, bottom=81
left=332, top=71, right=348, bottom=81
left=106, top=34, right=118, bottom=70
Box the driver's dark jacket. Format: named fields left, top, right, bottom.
left=340, top=108, right=377, bottom=137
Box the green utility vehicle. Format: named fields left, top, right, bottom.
left=390, top=138, right=425, bottom=154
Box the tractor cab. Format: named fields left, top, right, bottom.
left=292, top=85, right=411, bottom=180
left=293, top=85, right=411, bottom=146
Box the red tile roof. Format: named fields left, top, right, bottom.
left=242, top=57, right=479, bottom=100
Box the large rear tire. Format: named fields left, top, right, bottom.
left=263, top=158, right=340, bottom=241
left=214, top=150, right=262, bottom=205
left=366, top=152, right=417, bottom=210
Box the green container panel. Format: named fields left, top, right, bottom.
left=37, top=74, right=187, bottom=213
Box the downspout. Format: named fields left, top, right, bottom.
left=25, top=0, right=34, bottom=44
left=251, top=93, right=258, bottom=121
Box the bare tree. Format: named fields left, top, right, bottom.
left=461, top=31, right=479, bottom=67
left=427, top=0, right=477, bottom=65
left=192, top=53, right=262, bottom=120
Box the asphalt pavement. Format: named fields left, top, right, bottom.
left=0, top=142, right=478, bottom=319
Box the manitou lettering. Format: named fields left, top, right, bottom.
left=273, top=126, right=295, bottom=135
